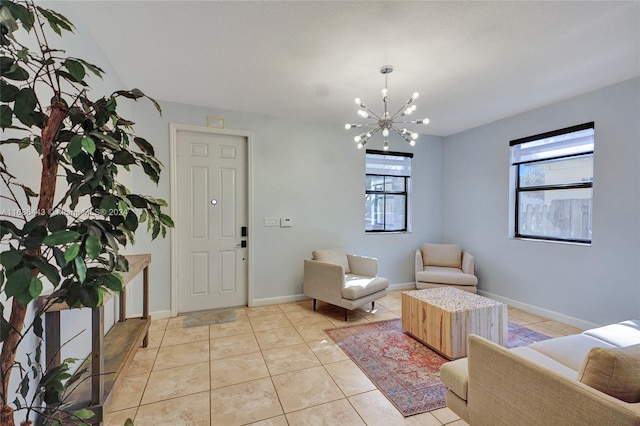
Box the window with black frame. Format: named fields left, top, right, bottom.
left=365, top=150, right=412, bottom=232
left=510, top=122, right=594, bottom=243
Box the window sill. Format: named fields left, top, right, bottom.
left=512, top=237, right=591, bottom=247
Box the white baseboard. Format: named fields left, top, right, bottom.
left=148, top=309, right=172, bottom=320
left=478, top=290, right=600, bottom=330
left=250, top=294, right=309, bottom=307
left=250, top=282, right=415, bottom=307
left=389, top=282, right=416, bottom=291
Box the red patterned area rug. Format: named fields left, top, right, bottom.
left=324, top=318, right=550, bottom=417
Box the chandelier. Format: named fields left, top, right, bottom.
left=345, top=65, right=429, bottom=150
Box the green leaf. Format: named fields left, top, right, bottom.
left=74, top=256, right=87, bottom=283
left=2, top=63, right=28, bottom=81
left=47, top=215, right=68, bottom=232
left=142, top=162, right=159, bottom=184
left=78, top=285, right=98, bottom=307
left=33, top=315, right=43, bottom=339
left=101, top=273, right=122, bottom=292
left=0, top=79, right=19, bottom=102
left=5, top=267, right=32, bottom=299
left=43, top=230, right=80, bottom=246
left=64, top=243, right=80, bottom=265
left=0, top=104, right=12, bottom=129
left=112, top=149, right=136, bottom=165
left=62, top=59, right=85, bottom=82
left=90, top=131, right=121, bottom=150
left=133, top=137, right=155, bottom=156
left=85, top=235, right=102, bottom=260
left=31, top=260, right=60, bottom=286
left=13, top=87, right=37, bottom=127
left=74, top=58, right=103, bottom=78
left=0, top=56, right=14, bottom=73
left=159, top=213, right=174, bottom=228
left=81, top=136, right=95, bottom=155
left=72, top=408, right=95, bottom=420
left=68, top=135, right=82, bottom=158
left=0, top=250, right=22, bottom=269
left=36, top=6, right=74, bottom=35
left=123, top=210, right=138, bottom=232
left=127, top=194, right=147, bottom=208
left=28, top=276, right=43, bottom=299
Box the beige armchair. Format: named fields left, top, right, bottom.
left=303, top=248, right=389, bottom=321
left=415, top=243, right=478, bottom=293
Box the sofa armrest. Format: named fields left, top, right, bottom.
left=467, top=335, right=640, bottom=426
left=346, top=254, right=377, bottom=277
left=415, top=249, right=424, bottom=280
left=303, top=259, right=345, bottom=305
left=461, top=251, right=475, bottom=275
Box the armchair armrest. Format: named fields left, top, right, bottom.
left=462, top=252, right=475, bottom=275
left=415, top=249, right=424, bottom=280
left=303, top=259, right=346, bottom=305
left=346, top=254, right=377, bottom=277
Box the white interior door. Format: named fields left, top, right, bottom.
left=175, top=129, right=247, bottom=313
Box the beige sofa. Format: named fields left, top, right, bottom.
left=440, top=320, right=640, bottom=425
left=303, top=248, right=389, bottom=321
left=415, top=243, right=478, bottom=293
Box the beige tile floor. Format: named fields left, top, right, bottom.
left=105, top=290, right=582, bottom=426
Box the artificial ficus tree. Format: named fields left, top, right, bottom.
left=0, top=1, right=172, bottom=424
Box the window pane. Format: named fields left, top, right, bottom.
left=517, top=188, right=592, bottom=241
left=519, top=154, right=593, bottom=188
left=384, top=194, right=406, bottom=231
left=366, top=175, right=385, bottom=191
left=385, top=176, right=405, bottom=192
left=365, top=194, right=385, bottom=231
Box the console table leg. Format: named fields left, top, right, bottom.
left=91, top=306, right=104, bottom=405
left=142, top=265, right=149, bottom=348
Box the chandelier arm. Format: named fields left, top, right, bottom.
left=388, top=101, right=413, bottom=121
left=390, top=125, right=412, bottom=142
left=364, top=107, right=382, bottom=120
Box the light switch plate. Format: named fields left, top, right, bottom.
left=264, top=217, right=279, bottom=227
left=280, top=217, right=293, bottom=227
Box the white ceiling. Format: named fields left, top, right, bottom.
left=64, top=1, right=639, bottom=136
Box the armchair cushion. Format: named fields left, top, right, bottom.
left=312, top=247, right=350, bottom=274
left=342, top=275, right=389, bottom=300
left=578, top=344, right=640, bottom=403
left=417, top=266, right=478, bottom=286
left=422, top=243, right=462, bottom=268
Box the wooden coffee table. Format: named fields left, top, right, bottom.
left=401, top=287, right=507, bottom=359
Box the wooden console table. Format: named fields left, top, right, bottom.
left=39, top=254, right=151, bottom=423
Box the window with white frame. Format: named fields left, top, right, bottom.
left=365, top=150, right=412, bottom=232
left=510, top=122, right=594, bottom=243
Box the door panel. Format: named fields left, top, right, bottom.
left=176, top=129, right=247, bottom=313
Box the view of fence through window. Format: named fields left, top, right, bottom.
left=365, top=151, right=412, bottom=232
left=511, top=123, right=594, bottom=243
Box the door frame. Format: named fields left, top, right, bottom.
left=169, top=123, right=253, bottom=317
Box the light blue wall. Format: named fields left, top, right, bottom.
left=442, top=77, right=640, bottom=327
left=130, top=101, right=444, bottom=310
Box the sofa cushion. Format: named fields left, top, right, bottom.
left=416, top=266, right=478, bottom=286
left=578, top=344, right=640, bottom=403
left=313, top=248, right=350, bottom=274
left=341, top=275, right=388, bottom=300
left=528, top=334, right=616, bottom=371
left=422, top=243, right=462, bottom=268
left=510, top=347, right=579, bottom=380
left=582, top=320, right=640, bottom=347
